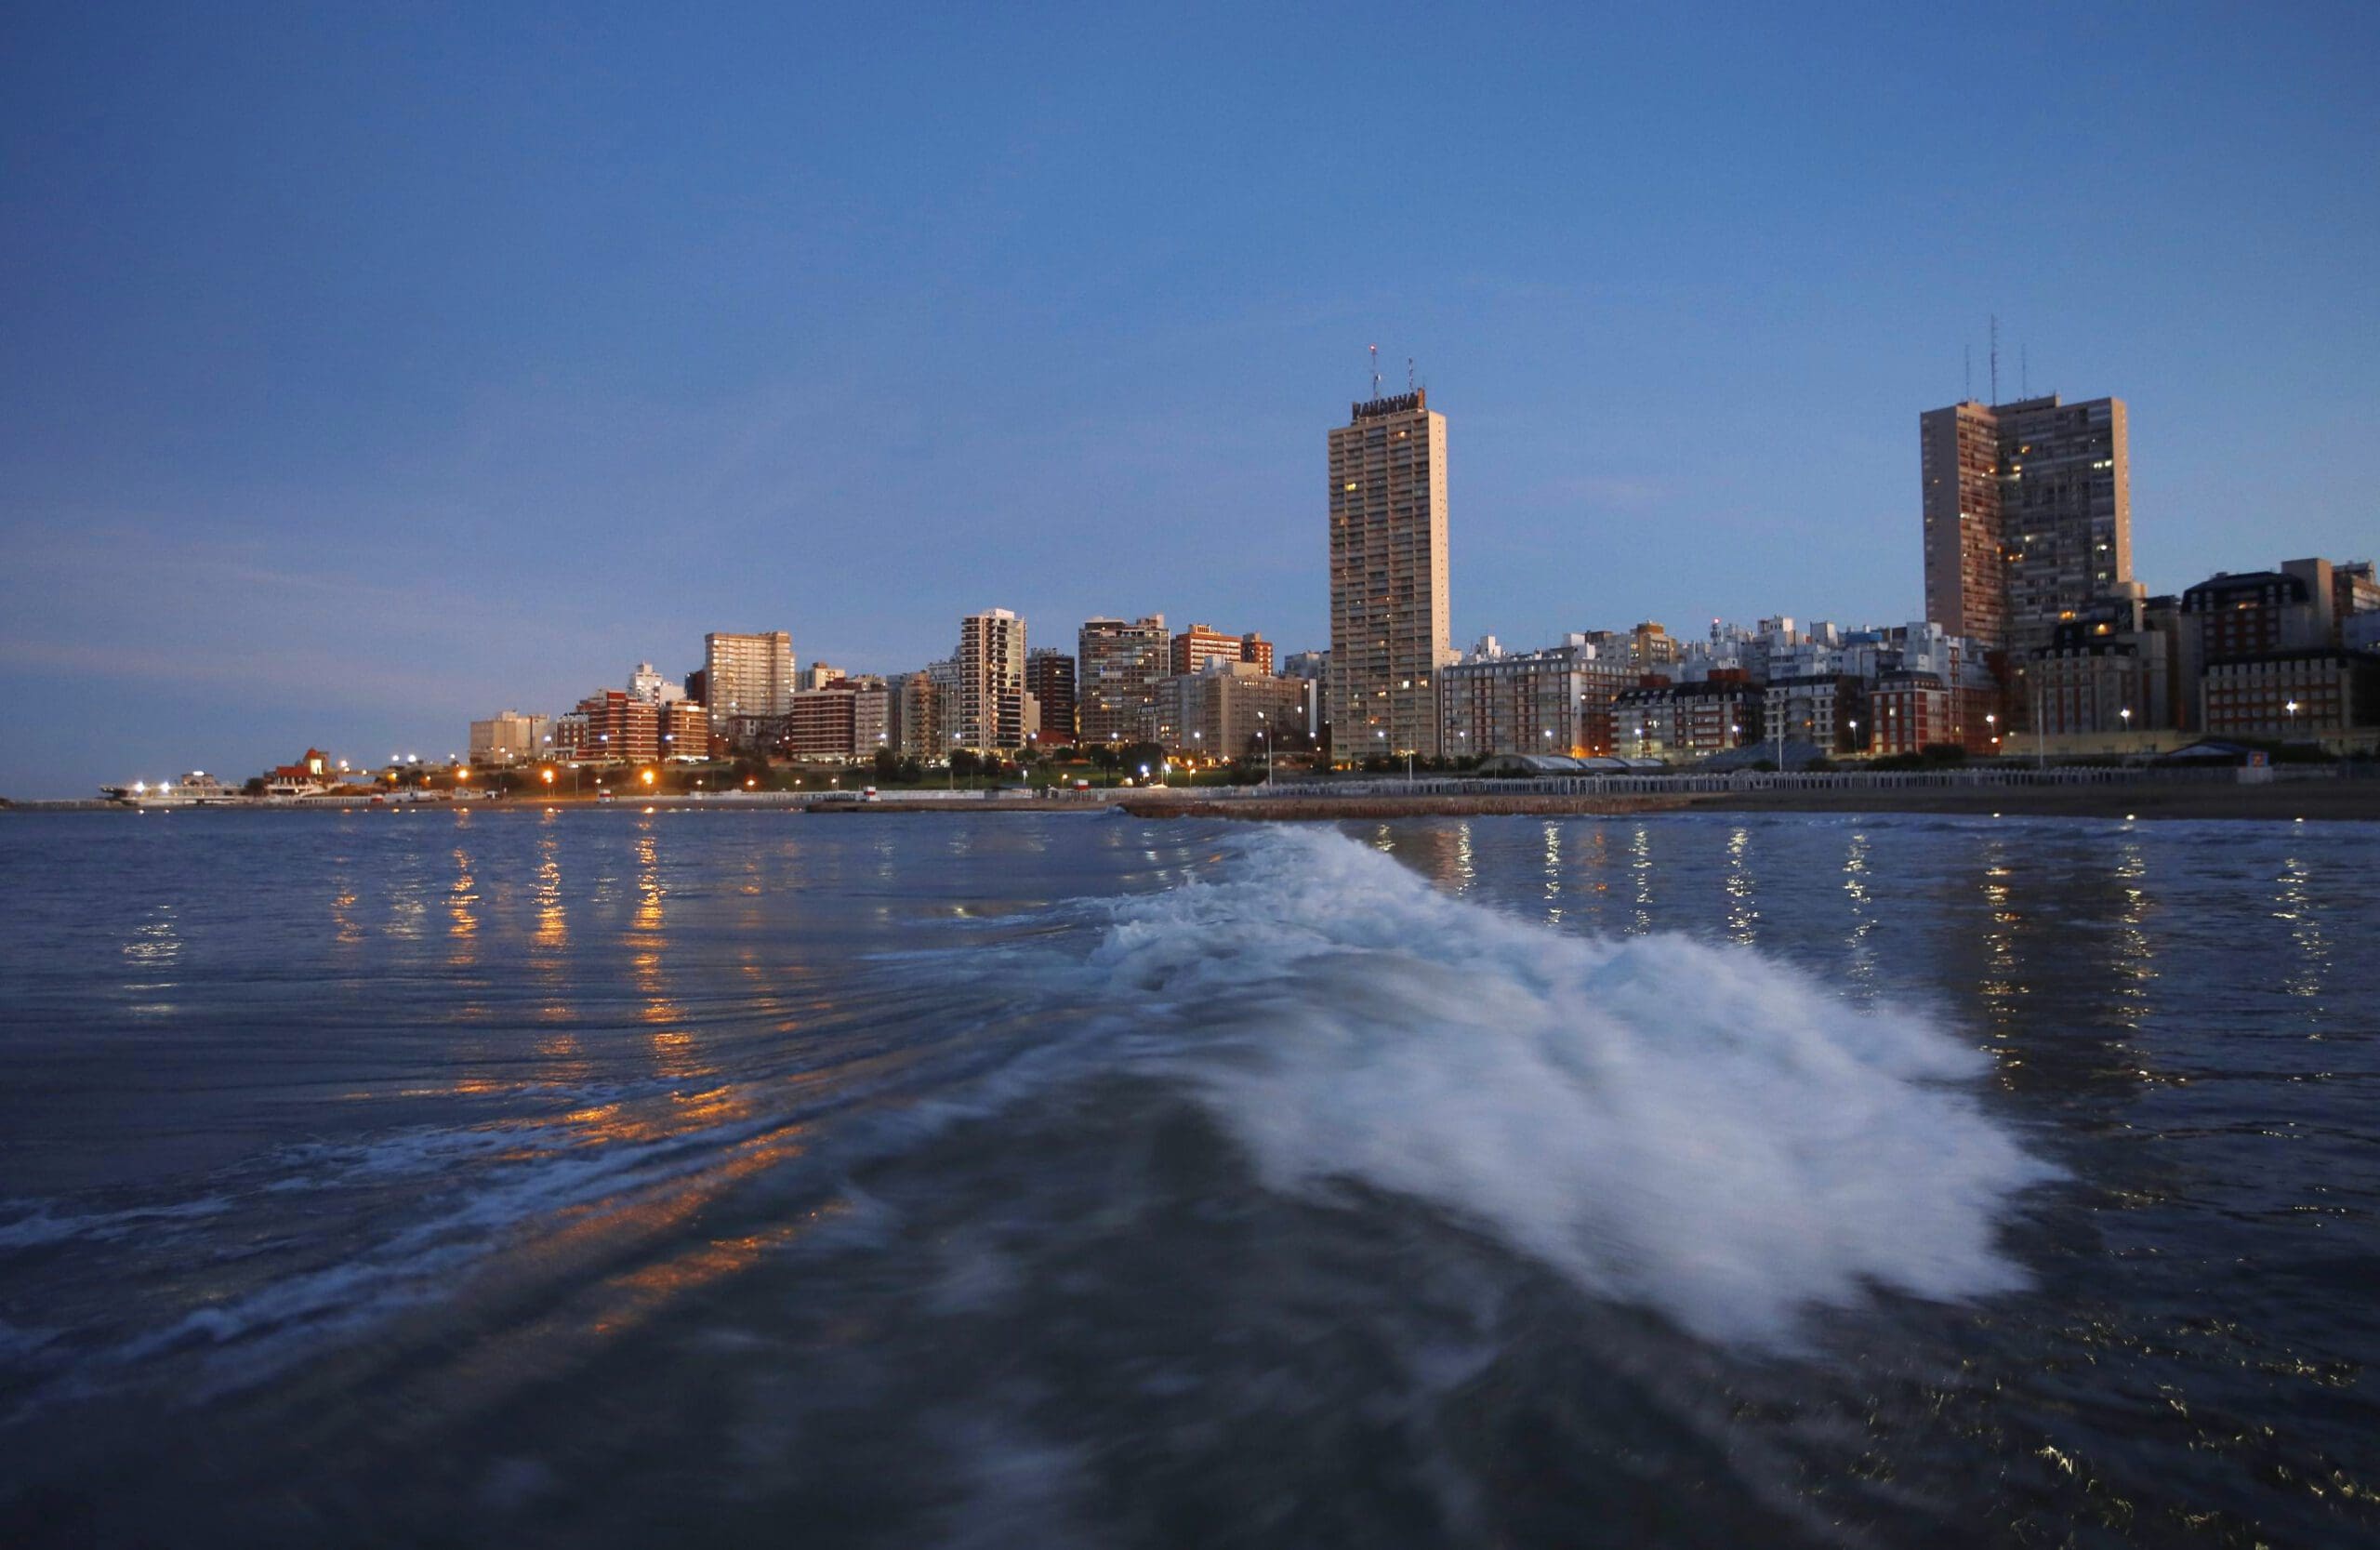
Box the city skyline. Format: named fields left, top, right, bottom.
left=7, top=6, right=2379, bottom=797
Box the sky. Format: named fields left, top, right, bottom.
left=3, top=2, right=2376, bottom=797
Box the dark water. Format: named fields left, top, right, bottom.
left=0, top=807, right=2374, bottom=1547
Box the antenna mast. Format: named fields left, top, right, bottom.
left=1989, top=315, right=2000, bottom=405
left=1407, top=357, right=1416, bottom=393
left=1369, top=344, right=1381, bottom=401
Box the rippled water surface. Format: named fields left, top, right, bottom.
left=1, top=807, right=2374, bottom=1546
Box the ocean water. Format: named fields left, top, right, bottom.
left=0, top=807, right=2373, bottom=1547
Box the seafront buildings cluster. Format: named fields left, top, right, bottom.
left=112, top=369, right=2380, bottom=800
left=472, top=379, right=2372, bottom=775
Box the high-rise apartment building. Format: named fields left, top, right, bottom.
left=703, top=631, right=797, bottom=733
left=1920, top=401, right=2007, bottom=649
left=1922, top=393, right=2131, bottom=654
left=1077, top=616, right=1169, bottom=745
left=956, top=609, right=1027, bottom=750
left=1025, top=648, right=1078, bottom=745
left=1329, top=390, right=1449, bottom=759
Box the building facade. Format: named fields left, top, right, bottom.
left=1329, top=390, right=1449, bottom=760
left=1869, top=671, right=1951, bottom=755
left=2029, top=596, right=2175, bottom=737
left=703, top=631, right=797, bottom=733
left=1923, top=393, right=2131, bottom=654
left=1077, top=616, right=1169, bottom=745
left=659, top=700, right=709, bottom=761
left=1025, top=648, right=1078, bottom=746
left=1763, top=675, right=1871, bottom=758
left=2201, top=651, right=2379, bottom=741
left=1281, top=650, right=1328, bottom=737
left=564, top=689, right=660, bottom=764
left=784, top=680, right=891, bottom=761
left=1614, top=677, right=1765, bottom=762
left=627, top=662, right=684, bottom=706
left=956, top=609, right=1027, bottom=750
left=1170, top=624, right=1275, bottom=678
left=468, top=710, right=551, bottom=766
left=1143, top=661, right=1314, bottom=762
left=1440, top=636, right=1638, bottom=760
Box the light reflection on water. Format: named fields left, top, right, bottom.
left=1540, top=819, right=1563, bottom=926
left=1841, top=829, right=1875, bottom=999
left=3, top=809, right=2376, bottom=1550
left=1722, top=824, right=1756, bottom=947
left=1628, top=822, right=1654, bottom=934
left=2274, top=854, right=2329, bottom=1009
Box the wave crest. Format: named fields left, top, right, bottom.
left=1092, top=827, right=2054, bottom=1346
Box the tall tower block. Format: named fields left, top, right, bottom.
left=1329, top=389, right=1450, bottom=760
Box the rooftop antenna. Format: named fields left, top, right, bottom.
left=1369, top=344, right=1381, bottom=400
left=1989, top=314, right=2000, bottom=405
left=1407, top=356, right=1416, bottom=393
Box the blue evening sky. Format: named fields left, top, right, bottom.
left=4, top=3, right=2374, bottom=795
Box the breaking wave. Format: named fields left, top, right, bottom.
left=1088, top=826, right=2055, bottom=1346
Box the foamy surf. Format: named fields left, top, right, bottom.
left=1089, top=826, right=2056, bottom=1347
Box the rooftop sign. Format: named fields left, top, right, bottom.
left=1350, top=389, right=1426, bottom=421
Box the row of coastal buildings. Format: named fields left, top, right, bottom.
left=469, top=617, right=1323, bottom=769
left=466, top=378, right=2378, bottom=773
left=1326, top=387, right=2378, bottom=766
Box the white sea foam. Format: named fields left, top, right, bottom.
left=0, top=1196, right=231, bottom=1252
left=1090, top=827, right=2055, bottom=1347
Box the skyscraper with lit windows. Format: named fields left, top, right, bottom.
left=1329, top=389, right=1449, bottom=760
